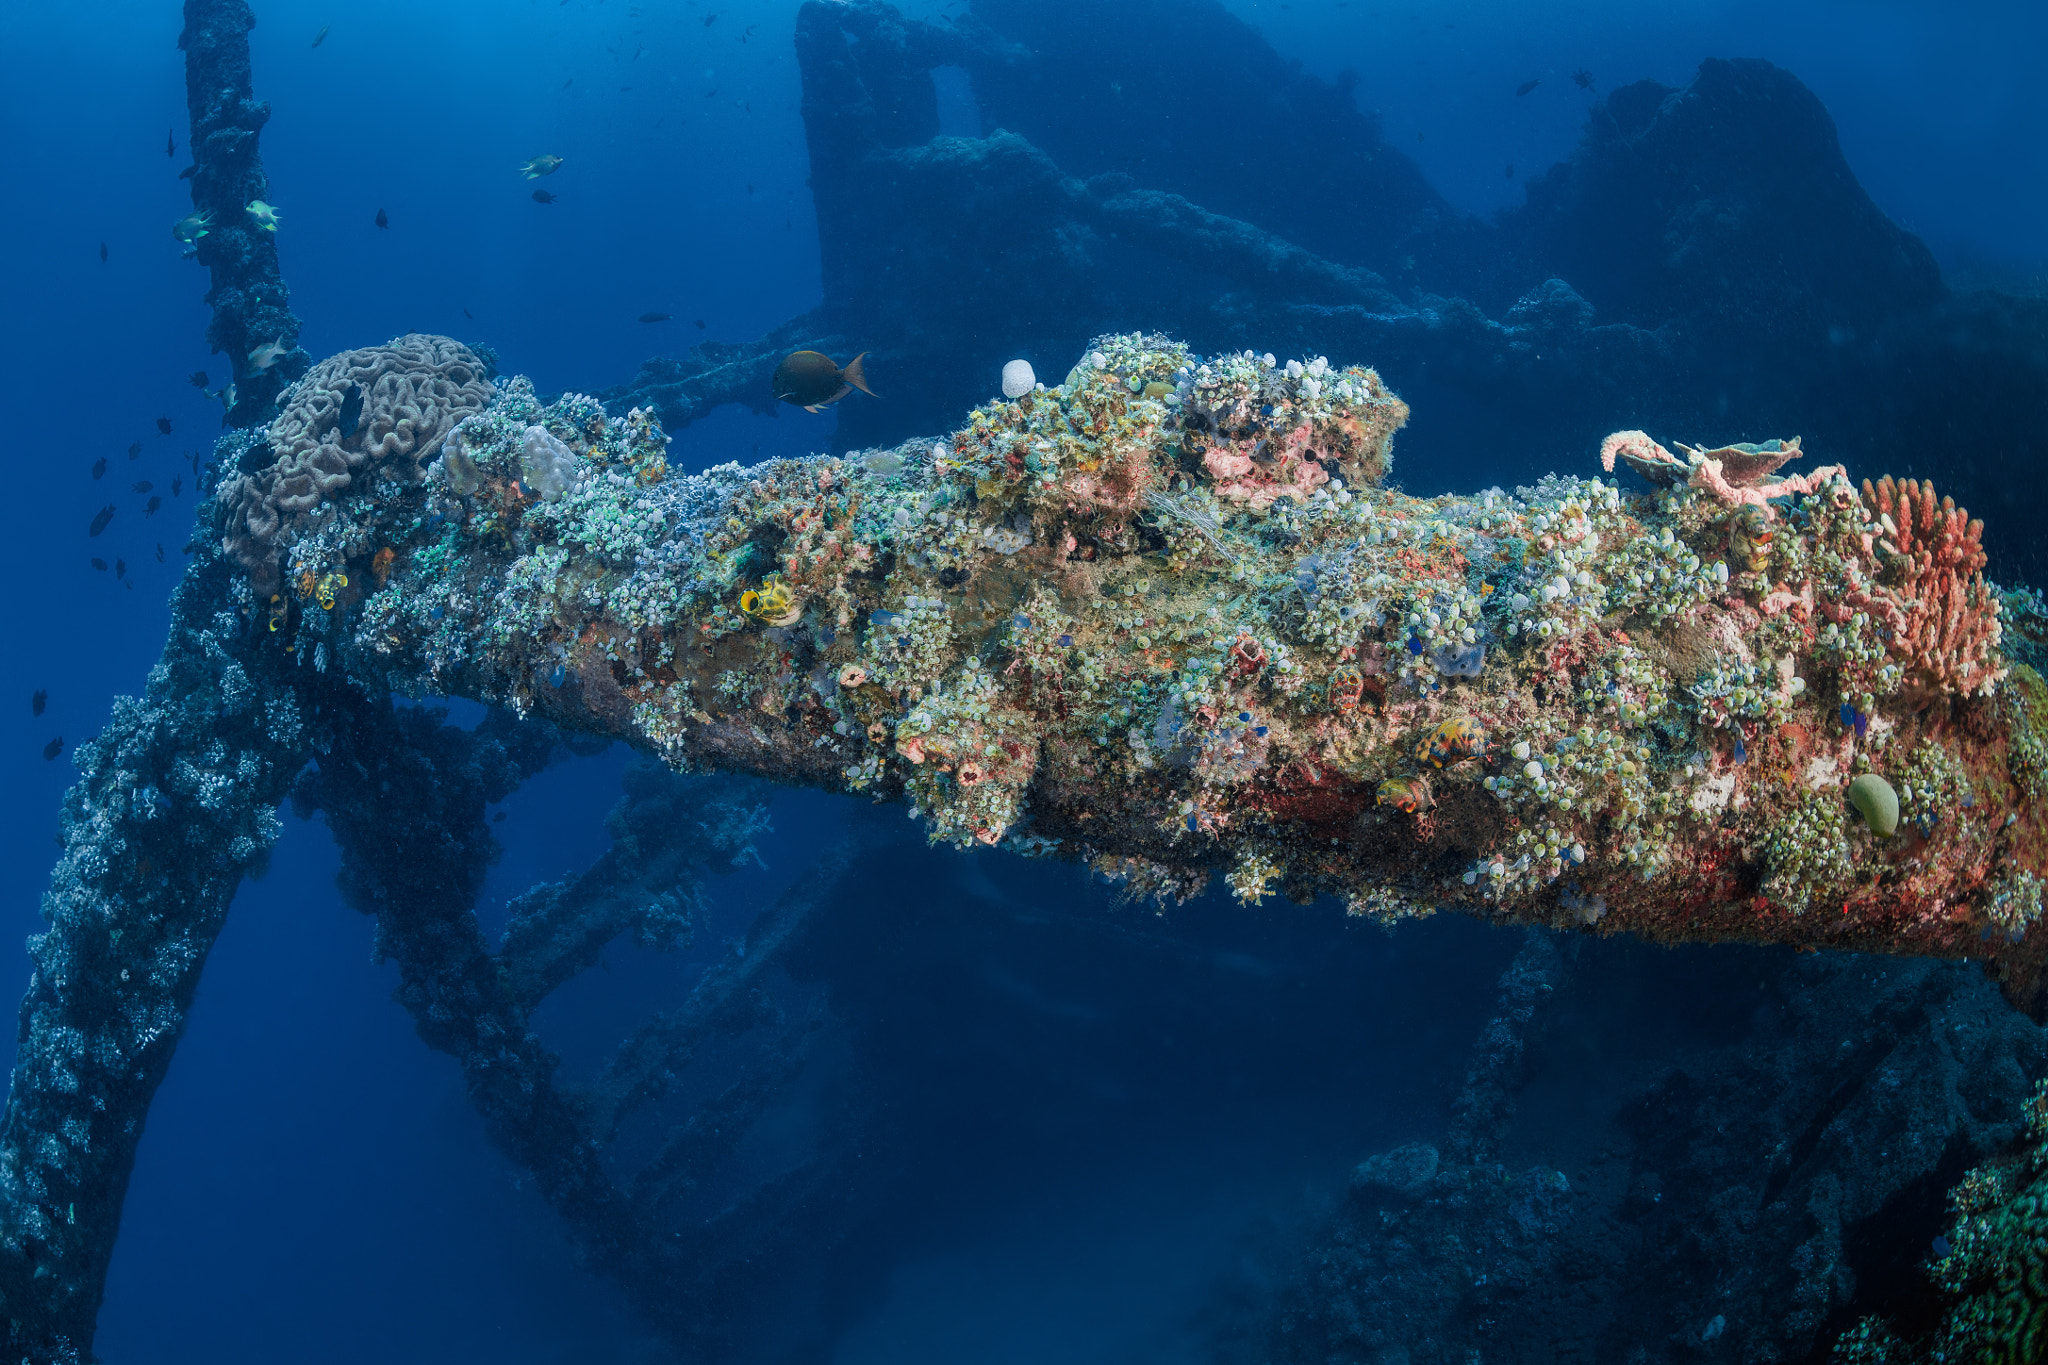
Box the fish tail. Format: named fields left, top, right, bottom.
left=842, top=351, right=876, bottom=397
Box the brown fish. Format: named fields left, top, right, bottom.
left=532, top=188, right=557, bottom=204
left=43, top=737, right=63, bottom=761
left=155, top=418, right=171, bottom=435
left=91, top=457, right=106, bottom=480
left=89, top=505, right=115, bottom=537
left=132, top=480, right=153, bottom=494
left=772, top=350, right=874, bottom=412
left=145, top=495, right=162, bottom=517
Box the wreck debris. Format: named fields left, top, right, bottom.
left=230, top=330, right=2048, bottom=995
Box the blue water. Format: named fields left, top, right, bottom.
left=2, top=0, right=2043, bottom=1360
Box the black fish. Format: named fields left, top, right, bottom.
left=99, top=242, right=108, bottom=263
left=172, top=476, right=183, bottom=496
left=155, top=417, right=171, bottom=435
left=166, top=127, right=175, bottom=157
left=704, top=11, right=718, bottom=24
left=338, top=383, right=364, bottom=440
left=1515, top=78, right=1540, bottom=96
left=187, top=370, right=208, bottom=388
left=91, top=458, right=106, bottom=480
left=42, top=738, right=62, bottom=761
left=115, top=558, right=126, bottom=579
left=1571, top=68, right=1595, bottom=91
left=128, top=442, right=142, bottom=458
left=312, top=23, right=329, bottom=46
left=89, top=505, right=115, bottom=537
left=145, top=496, right=162, bottom=517
left=91, top=558, right=107, bottom=571
left=1505, top=163, right=1515, bottom=178
left=693, top=318, right=707, bottom=329
left=772, top=350, right=875, bottom=412
left=638, top=312, right=672, bottom=323
left=155, top=543, right=165, bottom=562
left=31, top=689, right=46, bottom=717
left=132, top=480, right=153, bottom=494
left=375, top=207, right=389, bottom=228
left=463, top=307, right=474, bottom=319
left=532, top=189, right=557, bottom=204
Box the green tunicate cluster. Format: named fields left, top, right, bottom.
left=1896, top=740, right=1970, bottom=837
left=1577, top=643, right=1673, bottom=731
left=1986, top=868, right=2045, bottom=937
left=1601, top=500, right=1725, bottom=625
left=2000, top=667, right=2048, bottom=804
left=1493, top=479, right=1639, bottom=641
left=1762, top=792, right=1854, bottom=915
left=492, top=543, right=572, bottom=647
left=860, top=594, right=956, bottom=693
left=1463, top=818, right=1577, bottom=899
left=894, top=662, right=1034, bottom=847
left=1481, top=724, right=1665, bottom=886
left=1690, top=657, right=1799, bottom=733
left=1816, top=610, right=1903, bottom=711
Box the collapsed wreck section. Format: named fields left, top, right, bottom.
left=214, top=330, right=2048, bottom=1002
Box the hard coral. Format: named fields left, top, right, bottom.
left=219, top=333, right=491, bottom=593
left=1840, top=475, right=2006, bottom=702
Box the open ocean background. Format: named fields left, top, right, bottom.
left=1, top=0, right=2043, bottom=1359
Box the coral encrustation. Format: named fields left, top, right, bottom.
left=237, top=332, right=2048, bottom=968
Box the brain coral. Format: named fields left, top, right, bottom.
left=219, top=333, right=491, bottom=593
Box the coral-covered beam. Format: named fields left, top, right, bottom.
left=221, top=332, right=2048, bottom=1006
left=176, top=0, right=308, bottom=422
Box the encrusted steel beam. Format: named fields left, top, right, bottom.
left=0, top=533, right=328, bottom=1362
left=223, top=331, right=2048, bottom=1010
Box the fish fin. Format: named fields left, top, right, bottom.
left=841, top=351, right=876, bottom=397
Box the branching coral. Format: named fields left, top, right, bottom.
left=1838, top=475, right=2008, bottom=702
